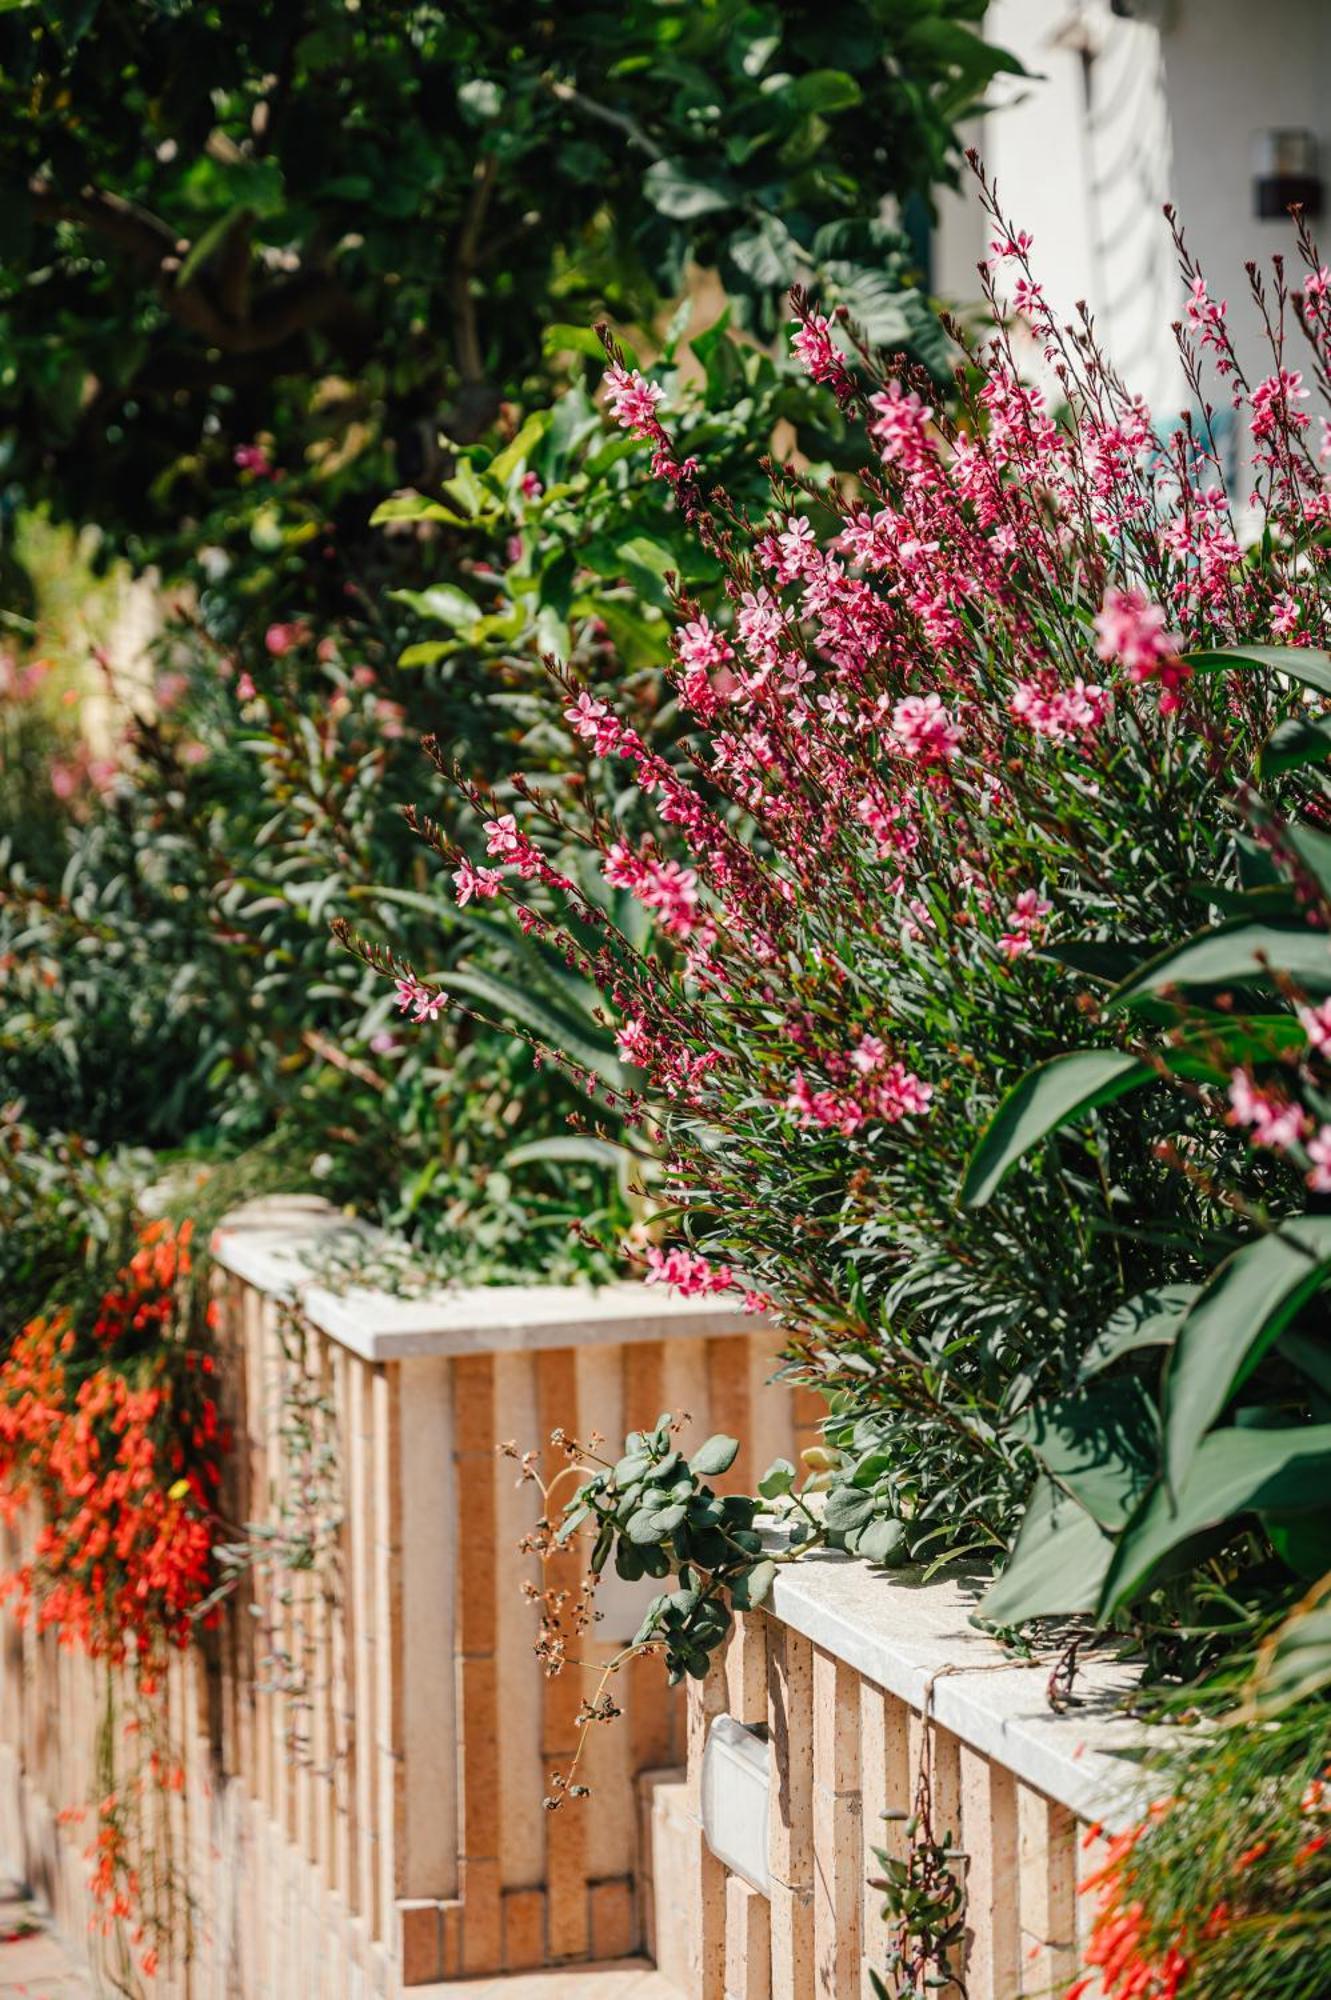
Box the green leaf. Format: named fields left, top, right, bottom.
left=388, top=584, right=481, bottom=632
left=1258, top=715, right=1331, bottom=779
left=1252, top=1577, right=1331, bottom=1716
left=979, top=1476, right=1114, bottom=1625
left=787, top=68, right=863, bottom=113
left=1013, top=1379, right=1159, bottom=1530
left=543, top=323, right=604, bottom=359
left=731, top=1558, right=777, bottom=1609
left=1163, top=1219, right=1331, bottom=1490
left=1108, top=920, right=1331, bottom=1007
left=823, top=1486, right=876, bottom=1533
left=1098, top=1422, right=1331, bottom=1616
left=1079, top=1284, right=1200, bottom=1381
left=643, top=158, right=736, bottom=219
left=960, top=1050, right=1152, bottom=1207
left=505, top=1134, right=624, bottom=1170
left=489, top=409, right=554, bottom=485
left=1285, top=821, right=1331, bottom=903
left=1185, top=644, right=1331, bottom=698
left=757, top=1458, right=795, bottom=1500
left=690, top=1434, right=739, bottom=1479
left=850, top=1518, right=908, bottom=1567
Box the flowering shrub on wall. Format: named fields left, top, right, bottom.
left=347, top=161, right=1331, bottom=1996
left=0, top=1214, right=226, bottom=1986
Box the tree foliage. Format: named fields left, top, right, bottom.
left=0, top=0, right=1016, bottom=587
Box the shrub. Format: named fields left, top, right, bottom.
left=366, top=168, right=1331, bottom=1646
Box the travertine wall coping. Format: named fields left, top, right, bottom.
left=765, top=1548, right=1150, bottom=1832
left=210, top=1195, right=764, bottom=1363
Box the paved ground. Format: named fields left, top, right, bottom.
left=0, top=1881, right=91, bottom=1998
left=417, top=1963, right=678, bottom=2000
left=0, top=1895, right=676, bottom=2000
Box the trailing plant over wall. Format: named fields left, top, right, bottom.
left=0, top=1209, right=226, bottom=1988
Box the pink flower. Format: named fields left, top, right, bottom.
left=604, top=364, right=664, bottom=438
left=643, top=1245, right=735, bottom=1297
left=452, top=859, right=503, bottom=907
left=484, top=814, right=522, bottom=859
left=1093, top=587, right=1191, bottom=712
left=564, top=690, right=622, bottom=756
left=1308, top=1124, right=1331, bottom=1192
left=1010, top=674, right=1110, bottom=744
left=889, top=693, right=962, bottom=765
left=1001, top=888, right=1052, bottom=958
left=394, top=977, right=448, bottom=1023
left=233, top=443, right=272, bottom=477
left=1227, top=1069, right=1307, bottom=1151
left=1300, top=999, right=1331, bottom=1056
left=236, top=672, right=257, bottom=701
left=264, top=621, right=308, bottom=658
left=791, top=312, right=849, bottom=391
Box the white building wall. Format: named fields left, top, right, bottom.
left=937, top=0, right=1331, bottom=430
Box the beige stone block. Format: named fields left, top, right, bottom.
left=726, top=1613, right=769, bottom=1727
left=590, top=1874, right=637, bottom=1960
left=767, top=1624, right=814, bottom=1894
left=706, top=1338, right=751, bottom=1492
left=542, top=1764, right=590, bottom=1961
left=398, top=1898, right=443, bottom=1985
left=459, top=1654, right=500, bottom=1860
left=1017, top=1787, right=1078, bottom=1997
left=502, top=1885, right=546, bottom=1969
left=459, top=1854, right=504, bottom=1976
left=768, top=1878, right=815, bottom=2000
left=725, top=1871, right=773, bottom=2000
left=812, top=1650, right=862, bottom=1999
left=640, top=1769, right=692, bottom=1992
left=960, top=1743, right=1020, bottom=2000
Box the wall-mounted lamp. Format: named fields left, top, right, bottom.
left=1253, top=129, right=1323, bottom=220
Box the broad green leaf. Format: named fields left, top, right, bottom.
left=489, top=409, right=554, bottom=485
left=961, top=1050, right=1152, bottom=1207
left=1012, top=1379, right=1158, bottom=1530
left=823, top=1486, right=876, bottom=1533
left=787, top=68, right=863, bottom=113
left=979, top=1476, right=1113, bottom=1625
left=690, top=1434, right=739, bottom=1478
left=731, top=1559, right=777, bottom=1609
left=757, top=1458, right=795, bottom=1500
left=643, top=158, right=736, bottom=219
left=1098, top=1422, right=1331, bottom=1616
left=1258, top=714, right=1331, bottom=778
left=505, top=1134, right=624, bottom=1170
left=1164, top=1219, right=1331, bottom=1490
left=1285, top=821, right=1331, bottom=903
left=1109, top=920, right=1331, bottom=1007
left=371, top=494, right=471, bottom=526
left=388, top=584, right=481, bottom=632
left=848, top=1517, right=907, bottom=1566
left=1185, top=644, right=1331, bottom=698
left=1079, top=1284, right=1199, bottom=1381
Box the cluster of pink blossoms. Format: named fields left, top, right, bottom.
left=787, top=1036, right=932, bottom=1139
left=1227, top=1068, right=1331, bottom=1191
left=394, top=976, right=447, bottom=1025
left=401, top=178, right=1331, bottom=1320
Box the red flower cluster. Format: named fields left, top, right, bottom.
left=1070, top=1821, right=1190, bottom=2000
left=0, top=1219, right=228, bottom=1665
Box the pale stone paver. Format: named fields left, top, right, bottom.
left=415, top=1958, right=681, bottom=1999
left=0, top=1881, right=92, bottom=1998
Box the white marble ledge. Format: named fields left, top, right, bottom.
left=211, top=1195, right=763, bottom=1363
left=767, top=1549, right=1152, bottom=1832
